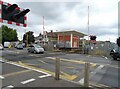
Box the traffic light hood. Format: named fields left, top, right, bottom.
left=6, top=4, right=18, bottom=13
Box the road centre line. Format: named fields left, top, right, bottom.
left=38, top=60, right=47, bottom=64
left=3, top=70, right=32, bottom=77
left=38, top=74, right=51, bottom=78
left=21, top=78, right=35, bottom=84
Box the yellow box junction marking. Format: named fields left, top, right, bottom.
left=16, top=61, right=77, bottom=81
left=3, top=70, right=32, bottom=77
left=46, top=57, right=97, bottom=68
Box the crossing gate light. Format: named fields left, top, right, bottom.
left=0, top=1, right=30, bottom=27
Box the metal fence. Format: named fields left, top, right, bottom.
left=84, top=41, right=117, bottom=57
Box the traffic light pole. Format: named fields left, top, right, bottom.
left=26, top=33, right=28, bottom=47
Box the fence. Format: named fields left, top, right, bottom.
left=84, top=41, right=117, bottom=57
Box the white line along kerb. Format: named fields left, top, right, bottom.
left=21, top=78, right=35, bottom=84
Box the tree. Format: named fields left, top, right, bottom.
left=23, top=31, right=35, bottom=46
left=0, top=25, right=18, bottom=45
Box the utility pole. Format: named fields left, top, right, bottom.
left=43, top=16, right=45, bottom=45
left=88, top=6, right=89, bottom=44
left=87, top=6, right=90, bottom=54
left=25, top=29, right=28, bottom=48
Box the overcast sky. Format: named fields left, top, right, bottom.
left=1, top=0, right=119, bottom=42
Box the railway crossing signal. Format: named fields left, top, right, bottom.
left=0, top=1, right=30, bottom=27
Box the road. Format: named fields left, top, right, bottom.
left=0, top=48, right=119, bottom=88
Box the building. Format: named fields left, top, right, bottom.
left=47, top=30, right=86, bottom=51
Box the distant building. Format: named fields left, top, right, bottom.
left=47, top=30, right=86, bottom=51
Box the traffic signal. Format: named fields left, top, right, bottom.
left=90, top=35, right=96, bottom=40
left=117, top=37, right=120, bottom=47
left=0, top=1, right=30, bottom=27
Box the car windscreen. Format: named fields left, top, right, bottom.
left=34, top=44, right=42, bottom=48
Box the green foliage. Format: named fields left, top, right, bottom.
left=0, top=25, right=18, bottom=44
left=23, top=31, right=35, bottom=45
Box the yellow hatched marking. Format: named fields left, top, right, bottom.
left=16, top=61, right=77, bottom=80
left=47, top=57, right=97, bottom=67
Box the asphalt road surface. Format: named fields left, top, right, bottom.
left=0, top=48, right=119, bottom=88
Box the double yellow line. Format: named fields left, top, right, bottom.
left=17, top=61, right=78, bottom=80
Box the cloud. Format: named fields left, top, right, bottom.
left=1, top=0, right=119, bottom=43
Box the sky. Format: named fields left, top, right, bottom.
left=1, top=0, right=119, bottom=43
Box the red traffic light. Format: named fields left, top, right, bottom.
left=90, top=35, right=96, bottom=40
left=13, top=9, right=30, bottom=21
left=6, top=4, right=18, bottom=13
left=1, top=1, right=30, bottom=27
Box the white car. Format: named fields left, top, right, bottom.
left=28, top=44, right=44, bottom=54
left=0, top=44, right=4, bottom=50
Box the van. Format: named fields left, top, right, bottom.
left=4, top=42, right=11, bottom=48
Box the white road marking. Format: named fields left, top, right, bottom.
left=0, top=58, right=50, bottom=75
left=7, top=85, right=14, bottom=88
left=105, top=57, right=108, bottom=59
left=0, top=75, right=5, bottom=79
left=38, top=74, right=51, bottom=78
left=97, top=65, right=104, bottom=69
left=78, top=78, right=84, bottom=84
left=78, top=65, right=104, bottom=84
left=6, top=50, right=19, bottom=54
left=21, top=78, right=35, bottom=84
left=38, top=60, right=47, bottom=64
left=45, top=57, right=55, bottom=60
left=29, top=54, right=34, bottom=56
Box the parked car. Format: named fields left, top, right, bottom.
left=16, top=44, right=23, bottom=49
left=14, top=42, right=19, bottom=48
left=0, top=44, right=4, bottom=50
left=28, top=44, right=44, bottom=54
left=110, top=47, right=120, bottom=60
left=4, top=42, right=11, bottom=48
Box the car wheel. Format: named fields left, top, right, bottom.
left=113, top=56, right=117, bottom=60
left=113, top=58, right=117, bottom=60
left=34, top=50, right=37, bottom=54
